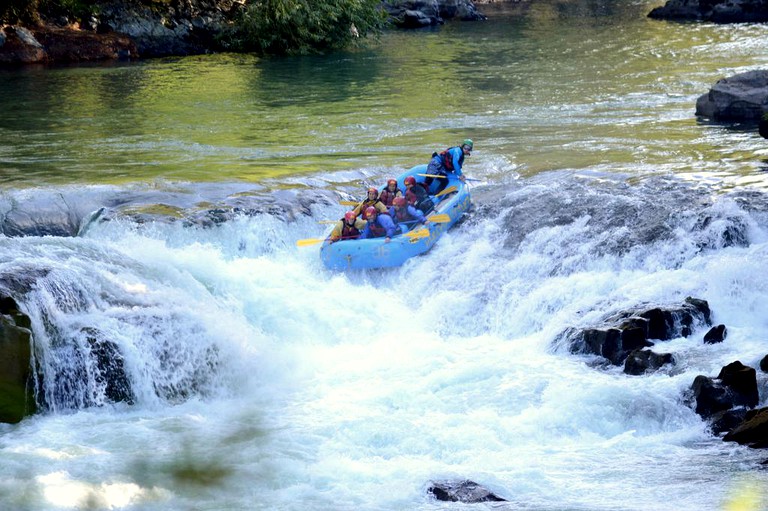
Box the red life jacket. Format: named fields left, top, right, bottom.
left=406, top=184, right=427, bottom=205
left=393, top=207, right=411, bottom=223
left=439, top=147, right=464, bottom=171
left=341, top=221, right=361, bottom=239
left=379, top=187, right=401, bottom=206
left=367, top=214, right=390, bottom=237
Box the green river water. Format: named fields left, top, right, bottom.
left=1, top=0, right=768, bottom=190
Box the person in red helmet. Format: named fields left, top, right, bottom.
left=352, top=186, right=388, bottom=217
left=360, top=206, right=396, bottom=242
left=378, top=178, right=403, bottom=207
left=389, top=196, right=428, bottom=228
left=328, top=211, right=367, bottom=243
left=404, top=176, right=433, bottom=214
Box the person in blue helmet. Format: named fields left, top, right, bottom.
left=423, top=139, right=473, bottom=194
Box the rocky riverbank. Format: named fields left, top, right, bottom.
left=0, top=0, right=487, bottom=65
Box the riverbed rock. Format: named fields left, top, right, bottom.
left=723, top=407, right=768, bottom=448
left=623, top=348, right=675, bottom=375
left=384, top=0, right=486, bottom=27
left=703, top=324, right=727, bottom=344
left=695, top=70, right=768, bottom=122
left=760, top=354, right=768, bottom=372
left=427, top=480, right=506, bottom=503
left=0, top=26, right=46, bottom=64
left=0, top=294, right=36, bottom=424
left=648, top=0, right=768, bottom=23
left=562, top=297, right=711, bottom=365
left=691, top=361, right=758, bottom=419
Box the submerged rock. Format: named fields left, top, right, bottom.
left=427, top=480, right=506, bottom=503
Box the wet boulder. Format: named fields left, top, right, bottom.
left=760, top=354, right=768, bottom=372
left=711, top=408, right=750, bottom=436
left=623, top=349, right=675, bottom=375
left=0, top=295, right=36, bottom=423
left=695, top=70, right=768, bottom=122
left=648, top=0, right=768, bottom=23
left=384, top=0, right=486, bottom=28
left=703, top=324, right=727, bottom=344
left=562, top=297, right=711, bottom=365
left=0, top=26, right=46, bottom=64
left=691, top=361, right=758, bottom=419
left=427, top=480, right=506, bottom=503
left=723, top=408, right=768, bottom=448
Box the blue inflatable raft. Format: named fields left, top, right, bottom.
left=320, top=164, right=471, bottom=270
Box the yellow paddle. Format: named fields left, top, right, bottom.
left=319, top=214, right=449, bottom=225
left=296, top=237, right=327, bottom=247
left=418, top=173, right=447, bottom=179
left=339, top=200, right=359, bottom=207
left=405, top=228, right=430, bottom=240
left=434, top=186, right=457, bottom=197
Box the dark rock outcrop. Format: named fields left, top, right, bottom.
left=703, top=324, right=727, bottom=344
left=623, top=349, right=675, bottom=375
left=384, top=0, right=487, bottom=28
left=723, top=407, right=768, bottom=448
left=427, top=480, right=506, bottom=503
left=648, top=0, right=768, bottom=23
left=563, top=297, right=711, bottom=366
left=0, top=25, right=137, bottom=65
left=691, top=361, right=758, bottom=419
left=760, top=354, right=768, bottom=372
left=695, top=70, right=768, bottom=122
left=0, top=294, right=36, bottom=423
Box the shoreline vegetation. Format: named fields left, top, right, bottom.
left=0, top=0, right=487, bottom=64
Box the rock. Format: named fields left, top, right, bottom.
left=427, top=480, right=506, bottom=503
left=718, top=361, right=759, bottom=408
left=724, top=407, right=768, bottom=448
left=711, top=408, right=750, bottom=436
left=648, top=0, right=768, bottom=23
left=562, top=297, right=711, bottom=365
left=0, top=295, right=37, bottom=423
left=32, top=26, right=137, bottom=62
left=703, top=324, right=727, bottom=344
left=623, top=349, right=674, bottom=375
left=760, top=354, right=768, bottom=372
left=383, top=0, right=485, bottom=28
left=691, top=361, right=758, bottom=419
left=0, top=26, right=46, bottom=64
left=695, top=70, right=768, bottom=121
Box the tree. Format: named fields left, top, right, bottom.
left=230, top=0, right=388, bottom=55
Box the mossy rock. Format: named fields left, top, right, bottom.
left=0, top=312, right=36, bottom=423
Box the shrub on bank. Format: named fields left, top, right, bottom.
left=223, top=0, right=388, bottom=55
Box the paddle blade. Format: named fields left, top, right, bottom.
left=405, top=228, right=430, bottom=240
left=427, top=214, right=450, bottom=223
left=339, top=200, right=359, bottom=207
left=296, top=238, right=325, bottom=247
left=418, top=173, right=448, bottom=179
left=434, top=186, right=457, bottom=197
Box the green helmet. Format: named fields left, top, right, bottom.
left=462, top=139, right=473, bottom=150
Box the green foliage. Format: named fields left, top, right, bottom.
left=37, top=0, right=101, bottom=23
left=228, top=0, right=388, bottom=55
left=1, top=0, right=40, bottom=25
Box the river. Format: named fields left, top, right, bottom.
left=1, top=1, right=767, bottom=509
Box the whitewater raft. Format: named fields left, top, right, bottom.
left=320, top=164, right=471, bottom=270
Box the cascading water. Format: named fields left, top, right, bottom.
left=1, top=172, right=766, bottom=510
